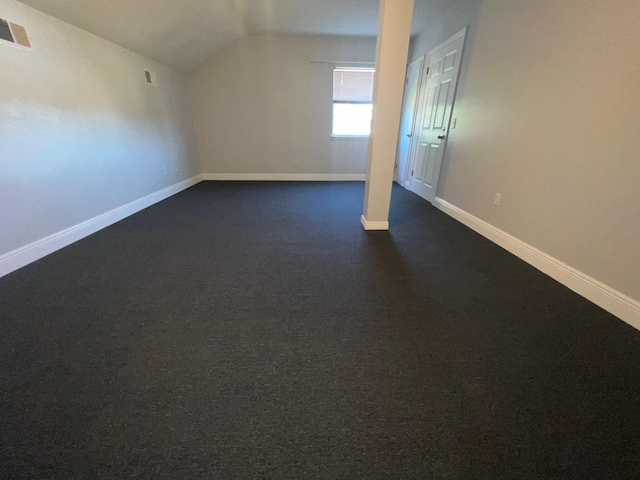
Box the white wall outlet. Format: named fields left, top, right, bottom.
left=451, top=118, right=458, bottom=129
left=494, top=193, right=502, bottom=206
left=163, top=167, right=168, bottom=175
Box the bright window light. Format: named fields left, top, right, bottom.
left=332, top=104, right=373, bottom=136
left=332, top=68, right=375, bottom=137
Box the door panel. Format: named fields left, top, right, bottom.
left=414, top=142, right=428, bottom=183
left=423, top=143, right=440, bottom=187
left=409, top=29, right=467, bottom=203
left=443, top=50, right=457, bottom=73
left=433, top=80, right=452, bottom=130
left=431, top=58, right=442, bottom=78
left=414, top=142, right=440, bottom=187
left=421, top=85, right=437, bottom=131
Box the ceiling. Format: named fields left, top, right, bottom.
left=18, top=0, right=444, bottom=72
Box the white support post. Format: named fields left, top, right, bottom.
left=361, top=0, right=414, bottom=231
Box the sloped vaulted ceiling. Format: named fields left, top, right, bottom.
left=16, top=0, right=464, bottom=72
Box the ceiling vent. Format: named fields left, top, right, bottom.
left=0, top=18, right=14, bottom=43
left=10, top=22, right=31, bottom=47
left=0, top=19, right=31, bottom=47
left=144, top=68, right=158, bottom=86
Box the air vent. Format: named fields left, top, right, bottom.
left=0, top=19, right=31, bottom=48
left=0, top=18, right=14, bottom=43
left=10, top=23, right=30, bottom=47
left=144, top=68, right=158, bottom=86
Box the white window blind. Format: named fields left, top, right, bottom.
left=333, top=68, right=375, bottom=104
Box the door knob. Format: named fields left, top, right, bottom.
left=406, top=133, right=413, bottom=138
left=438, top=135, right=446, bottom=140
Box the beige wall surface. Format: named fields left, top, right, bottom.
left=409, top=0, right=482, bottom=63
left=0, top=0, right=200, bottom=257
left=188, top=36, right=376, bottom=175
left=410, top=0, right=640, bottom=301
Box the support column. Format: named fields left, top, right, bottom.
left=361, top=0, right=414, bottom=231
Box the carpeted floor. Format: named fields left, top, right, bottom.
left=1, top=181, right=639, bottom=479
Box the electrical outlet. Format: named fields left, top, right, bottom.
left=451, top=118, right=457, bottom=129
left=494, top=193, right=502, bottom=206
left=163, top=167, right=168, bottom=175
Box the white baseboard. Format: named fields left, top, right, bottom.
left=433, top=197, right=640, bottom=331
left=0, top=174, right=203, bottom=278
left=360, top=215, right=390, bottom=231
left=202, top=173, right=366, bottom=181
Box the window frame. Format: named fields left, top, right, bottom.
left=331, top=67, right=375, bottom=139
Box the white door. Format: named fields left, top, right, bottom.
left=409, top=28, right=466, bottom=203
left=395, top=56, right=424, bottom=186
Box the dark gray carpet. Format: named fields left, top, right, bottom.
left=1, top=181, right=639, bottom=479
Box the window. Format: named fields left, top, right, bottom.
left=332, top=68, right=375, bottom=137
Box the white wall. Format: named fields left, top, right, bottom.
left=410, top=0, right=640, bottom=304
left=410, top=0, right=482, bottom=62
left=0, top=0, right=200, bottom=259
left=188, top=36, right=377, bottom=176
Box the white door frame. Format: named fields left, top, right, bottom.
left=395, top=55, right=425, bottom=187
left=408, top=27, right=467, bottom=202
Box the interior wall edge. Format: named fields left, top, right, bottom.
left=0, top=175, right=204, bottom=279
left=434, top=197, right=640, bottom=332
